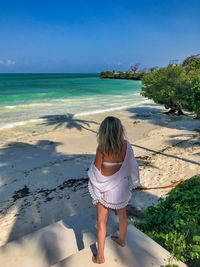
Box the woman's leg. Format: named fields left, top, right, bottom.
left=111, top=206, right=128, bottom=247
left=94, top=201, right=109, bottom=262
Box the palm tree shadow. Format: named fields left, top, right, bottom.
left=40, top=113, right=98, bottom=133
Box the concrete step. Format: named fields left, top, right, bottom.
left=52, top=223, right=187, bottom=267
left=0, top=211, right=99, bottom=267
left=0, top=207, right=120, bottom=267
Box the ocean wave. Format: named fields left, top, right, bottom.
left=0, top=99, right=151, bottom=131
left=74, top=99, right=151, bottom=117
left=0, top=119, right=45, bottom=131
left=3, top=103, right=53, bottom=110
left=4, top=105, right=17, bottom=109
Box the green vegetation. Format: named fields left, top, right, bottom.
left=182, top=54, right=200, bottom=67
left=141, top=54, right=200, bottom=118
left=99, top=70, right=145, bottom=80
left=134, top=176, right=200, bottom=267
left=99, top=63, right=153, bottom=80
left=100, top=54, right=200, bottom=118
left=165, top=265, right=179, bottom=267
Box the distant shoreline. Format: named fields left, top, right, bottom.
left=99, top=71, right=144, bottom=80
left=100, top=76, right=141, bottom=80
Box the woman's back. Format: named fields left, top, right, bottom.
left=100, top=140, right=127, bottom=176
left=94, top=116, right=127, bottom=176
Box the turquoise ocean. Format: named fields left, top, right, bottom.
left=0, top=73, right=148, bottom=130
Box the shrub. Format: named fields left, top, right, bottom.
left=141, top=65, right=187, bottom=114
left=134, top=176, right=200, bottom=266
left=182, top=54, right=200, bottom=67
left=141, top=65, right=200, bottom=118
left=183, top=69, right=200, bottom=118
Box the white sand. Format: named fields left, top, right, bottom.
left=0, top=102, right=199, bottom=246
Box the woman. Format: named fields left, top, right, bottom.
left=88, top=116, right=140, bottom=264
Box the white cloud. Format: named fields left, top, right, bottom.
left=0, top=59, right=16, bottom=66
left=6, top=59, right=15, bottom=66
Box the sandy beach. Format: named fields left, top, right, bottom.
left=0, top=102, right=199, bottom=247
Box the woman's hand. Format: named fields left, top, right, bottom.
left=94, top=146, right=103, bottom=171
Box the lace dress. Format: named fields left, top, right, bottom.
left=88, top=140, right=140, bottom=209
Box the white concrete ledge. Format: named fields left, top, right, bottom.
left=52, top=223, right=187, bottom=267
left=0, top=211, right=97, bottom=267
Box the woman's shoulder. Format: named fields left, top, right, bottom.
left=123, top=139, right=129, bottom=150
left=94, top=145, right=103, bottom=170
left=96, top=145, right=103, bottom=156
left=96, top=145, right=103, bottom=154
left=118, top=140, right=127, bottom=160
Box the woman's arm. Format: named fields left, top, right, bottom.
left=94, top=146, right=103, bottom=171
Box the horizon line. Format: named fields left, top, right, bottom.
left=0, top=72, right=101, bottom=74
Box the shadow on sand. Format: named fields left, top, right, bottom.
left=126, top=103, right=200, bottom=131
left=131, top=142, right=200, bottom=166
left=0, top=139, right=160, bottom=266
left=39, top=113, right=99, bottom=133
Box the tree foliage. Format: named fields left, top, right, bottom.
left=181, top=68, right=200, bottom=118
left=99, top=70, right=145, bottom=80
left=149, top=66, right=158, bottom=72
left=100, top=63, right=144, bottom=80
left=130, top=63, right=140, bottom=73
left=182, top=54, right=200, bottom=67
left=141, top=64, right=200, bottom=118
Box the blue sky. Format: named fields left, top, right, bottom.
left=0, top=0, right=199, bottom=73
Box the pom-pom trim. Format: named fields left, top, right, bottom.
left=88, top=181, right=135, bottom=210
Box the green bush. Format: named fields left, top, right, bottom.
left=182, top=69, right=200, bottom=118
left=182, top=54, right=200, bottom=67
left=99, top=70, right=145, bottom=80
left=141, top=65, right=200, bottom=118
left=134, top=176, right=200, bottom=266
left=141, top=65, right=187, bottom=114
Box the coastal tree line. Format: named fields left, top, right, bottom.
left=100, top=54, right=200, bottom=118
left=100, top=63, right=149, bottom=80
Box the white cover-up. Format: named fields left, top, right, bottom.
left=88, top=140, right=140, bottom=209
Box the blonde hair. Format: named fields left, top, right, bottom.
left=97, top=116, right=125, bottom=156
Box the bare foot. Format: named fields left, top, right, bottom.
left=92, top=254, right=105, bottom=264
left=111, top=236, right=126, bottom=247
